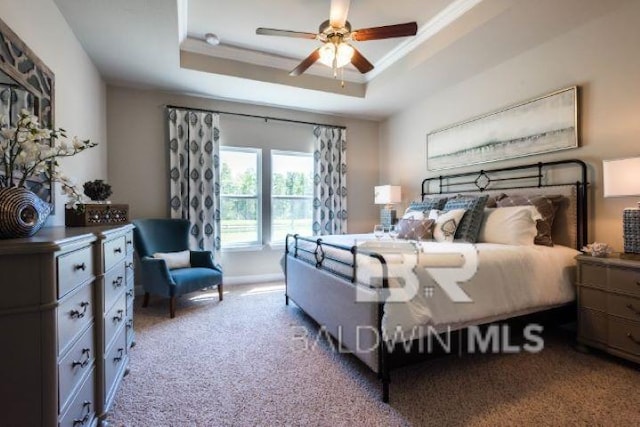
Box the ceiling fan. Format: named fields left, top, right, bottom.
left=256, top=0, right=418, bottom=78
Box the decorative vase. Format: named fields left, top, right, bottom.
left=0, top=187, right=52, bottom=239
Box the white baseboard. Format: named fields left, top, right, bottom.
left=224, top=273, right=284, bottom=286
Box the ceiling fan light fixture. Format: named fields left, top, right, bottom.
left=204, top=33, right=220, bottom=46
left=318, top=42, right=354, bottom=68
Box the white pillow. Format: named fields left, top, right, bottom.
left=478, top=206, right=542, bottom=245
left=402, top=210, right=425, bottom=220
left=428, top=209, right=467, bottom=242
left=153, top=250, right=191, bottom=269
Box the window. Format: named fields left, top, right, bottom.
left=220, top=147, right=262, bottom=247
left=271, top=151, right=314, bottom=244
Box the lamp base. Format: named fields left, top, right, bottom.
left=623, top=207, right=640, bottom=254
left=380, top=208, right=397, bottom=229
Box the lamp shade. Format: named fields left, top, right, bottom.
left=374, top=185, right=402, bottom=205
left=603, top=157, right=640, bottom=197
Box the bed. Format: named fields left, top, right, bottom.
left=284, top=160, right=588, bottom=402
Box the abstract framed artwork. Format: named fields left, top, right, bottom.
left=426, top=86, right=578, bottom=171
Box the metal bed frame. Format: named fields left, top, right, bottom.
left=284, top=159, right=589, bottom=403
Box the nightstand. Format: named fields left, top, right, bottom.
left=576, top=253, right=640, bottom=363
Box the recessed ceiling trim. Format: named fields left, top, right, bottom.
left=367, top=0, right=484, bottom=80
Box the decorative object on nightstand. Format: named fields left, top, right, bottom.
left=603, top=157, right=640, bottom=253
left=581, top=242, right=613, bottom=258
left=575, top=253, right=640, bottom=364
left=374, top=185, right=401, bottom=228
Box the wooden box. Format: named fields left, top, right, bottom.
left=65, top=203, right=129, bottom=227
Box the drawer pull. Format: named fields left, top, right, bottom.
left=627, top=333, right=640, bottom=345
left=112, top=276, right=124, bottom=288
left=113, top=309, right=124, bottom=323
left=72, top=401, right=91, bottom=426
left=126, top=239, right=133, bottom=246
left=70, top=302, right=90, bottom=319
left=126, top=262, right=134, bottom=270
left=625, top=303, right=640, bottom=317
left=73, top=263, right=86, bottom=271
left=72, top=348, right=91, bottom=368
left=113, top=348, right=125, bottom=362
left=126, top=289, right=134, bottom=298
left=114, top=247, right=123, bottom=254
left=126, top=319, right=133, bottom=329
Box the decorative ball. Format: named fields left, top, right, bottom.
left=83, top=180, right=112, bottom=202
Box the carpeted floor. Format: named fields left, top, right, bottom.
left=107, top=283, right=640, bottom=426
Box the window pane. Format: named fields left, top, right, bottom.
left=271, top=152, right=313, bottom=242
left=220, top=147, right=260, bottom=246
left=272, top=153, right=313, bottom=196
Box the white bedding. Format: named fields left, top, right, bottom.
left=289, top=234, right=579, bottom=342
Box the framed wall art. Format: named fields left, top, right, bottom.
left=426, top=86, right=578, bottom=171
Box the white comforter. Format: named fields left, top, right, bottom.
left=304, top=235, right=579, bottom=341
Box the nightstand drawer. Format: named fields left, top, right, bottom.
left=579, top=308, right=607, bottom=344
left=104, top=236, right=126, bottom=272
left=608, top=316, right=640, bottom=356
left=608, top=293, right=640, bottom=322
left=579, top=287, right=607, bottom=311
left=609, top=267, right=640, bottom=297
left=57, top=246, right=93, bottom=298
left=578, top=262, right=607, bottom=289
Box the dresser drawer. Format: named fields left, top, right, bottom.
left=59, top=367, right=96, bottom=427
left=579, top=287, right=607, bottom=311
left=125, top=251, right=135, bottom=280
left=125, top=286, right=135, bottom=313
left=609, top=267, right=640, bottom=297
left=105, top=292, right=127, bottom=350
left=104, top=262, right=126, bottom=313
left=578, top=308, right=607, bottom=344
left=58, top=246, right=93, bottom=298
left=578, top=262, right=607, bottom=289
left=126, top=317, right=135, bottom=348
left=125, top=231, right=134, bottom=255
left=608, top=316, right=640, bottom=356
left=104, top=236, right=126, bottom=272
left=59, top=323, right=95, bottom=413
left=104, top=327, right=128, bottom=401
left=608, top=293, right=640, bottom=322
left=58, top=282, right=94, bottom=355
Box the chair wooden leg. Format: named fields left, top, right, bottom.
left=142, top=292, right=150, bottom=308
left=218, top=283, right=223, bottom=301
left=169, top=296, right=176, bottom=318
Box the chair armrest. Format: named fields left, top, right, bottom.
left=190, top=251, right=223, bottom=273
left=140, top=256, right=176, bottom=287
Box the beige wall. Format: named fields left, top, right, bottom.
left=0, top=0, right=107, bottom=224
left=379, top=1, right=640, bottom=251
left=107, top=86, right=379, bottom=278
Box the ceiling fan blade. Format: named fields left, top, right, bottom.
left=256, top=28, right=318, bottom=40
left=329, top=0, right=351, bottom=28
left=290, top=49, right=321, bottom=76
left=351, top=22, right=418, bottom=41
left=350, top=47, right=374, bottom=74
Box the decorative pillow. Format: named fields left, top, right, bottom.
left=478, top=206, right=543, bottom=245
left=396, top=218, right=435, bottom=241
left=442, top=195, right=489, bottom=243
left=428, top=209, right=467, bottom=242
left=153, top=250, right=191, bottom=269
left=406, top=197, right=448, bottom=214
left=495, top=194, right=565, bottom=246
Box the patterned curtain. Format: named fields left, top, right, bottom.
left=167, top=108, right=221, bottom=262
left=313, top=126, right=347, bottom=235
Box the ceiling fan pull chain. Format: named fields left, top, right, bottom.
left=340, top=67, right=345, bottom=88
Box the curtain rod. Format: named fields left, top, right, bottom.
left=164, top=104, right=346, bottom=130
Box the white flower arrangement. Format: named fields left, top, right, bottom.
left=581, top=242, right=613, bottom=257
left=0, top=109, right=97, bottom=206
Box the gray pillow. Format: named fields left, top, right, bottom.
left=443, top=195, right=489, bottom=243
left=407, top=197, right=447, bottom=214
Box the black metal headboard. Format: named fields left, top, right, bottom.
left=420, top=159, right=588, bottom=249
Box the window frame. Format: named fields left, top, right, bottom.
left=270, top=149, right=314, bottom=245
left=220, top=146, right=263, bottom=249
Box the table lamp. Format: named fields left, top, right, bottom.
left=374, top=185, right=401, bottom=228
left=603, top=157, right=640, bottom=253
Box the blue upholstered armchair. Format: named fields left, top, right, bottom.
left=132, top=219, right=223, bottom=318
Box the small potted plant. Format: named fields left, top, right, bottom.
left=83, top=179, right=112, bottom=203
